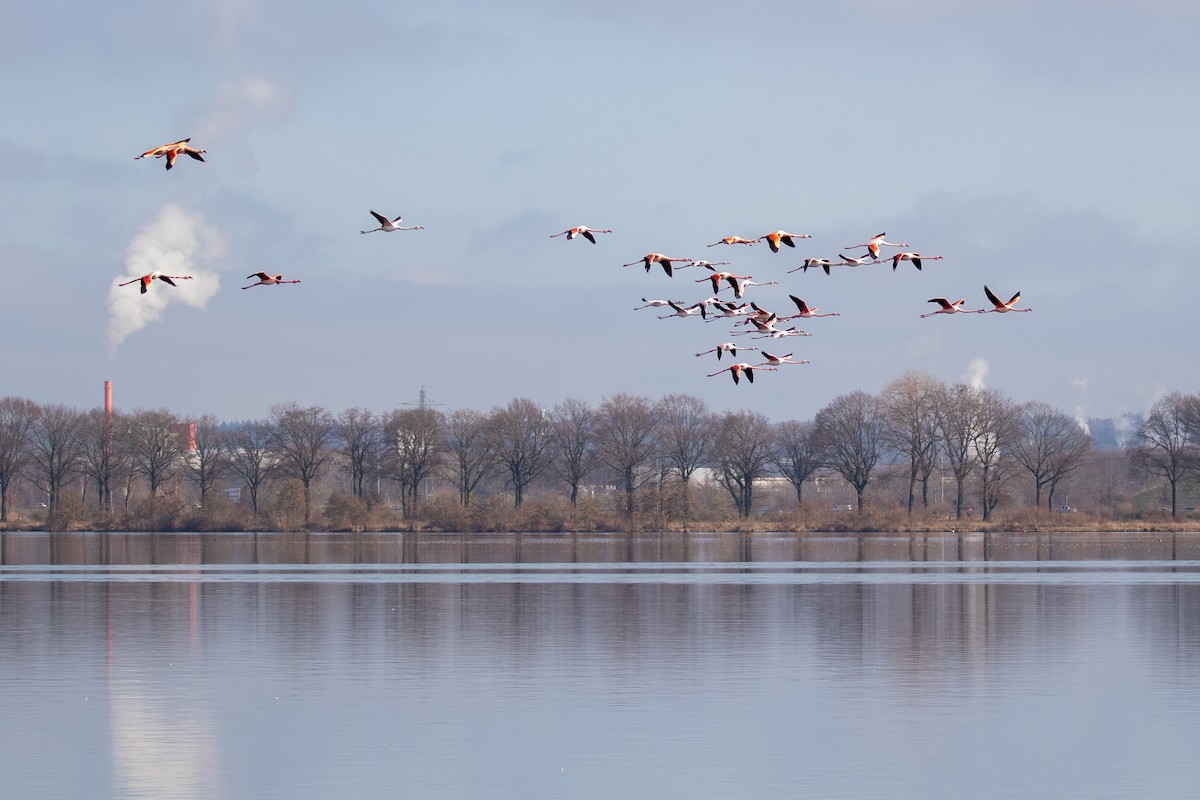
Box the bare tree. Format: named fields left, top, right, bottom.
left=270, top=403, right=337, bottom=525
left=1012, top=401, right=1093, bottom=510
left=593, top=392, right=661, bottom=517
left=442, top=408, right=496, bottom=508
left=0, top=396, right=39, bottom=521
left=336, top=407, right=382, bottom=501
left=1127, top=392, right=1197, bottom=518
left=656, top=393, right=714, bottom=518
left=547, top=398, right=595, bottom=508
left=771, top=419, right=824, bottom=506
left=183, top=414, right=228, bottom=507
left=936, top=384, right=981, bottom=519
left=78, top=407, right=125, bottom=513
left=126, top=408, right=185, bottom=497
left=27, top=404, right=84, bottom=513
left=813, top=391, right=885, bottom=512
left=383, top=407, right=444, bottom=517
left=712, top=410, right=774, bottom=518
left=971, top=388, right=1019, bottom=521
left=880, top=371, right=942, bottom=514
left=227, top=420, right=277, bottom=517
left=488, top=398, right=552, bottom=508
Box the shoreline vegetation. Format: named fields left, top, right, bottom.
left=2, top=494, right=1199, bottom=536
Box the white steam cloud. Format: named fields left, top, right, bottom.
left=962, top=357, right=989, bottom=390
left=108, top=204, right=223, bottom=350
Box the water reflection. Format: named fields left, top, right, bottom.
left=3, top=530, right=1200, bottom=567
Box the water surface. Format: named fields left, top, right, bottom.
left=2, top=531, right=1198, bottom=799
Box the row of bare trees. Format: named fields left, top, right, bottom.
left=1, top=375, right=1196, bottom=527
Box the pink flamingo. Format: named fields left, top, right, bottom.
left=623, top=253, right=691, bottom=277
left=707, top=363, right=777, bottom=385
left=891, top=252, right=942, bottom=271
left=134, top=138, right=206, bottom=171
left=550, top=225, right=611, bottom=244
left=981, top=286, right=1032, bottom=313
left=788, top=258, right=832, bottom=275
left=757, top=230, right=812, bottom=253
left=242, top=272, right=302, bottom=289
left=361, top=211, right=423, bottom=233
left=657, top=301, right=707, bottom=320
left=921, top=298, right=975, bottom=318
left=757, top=352, right=811, bottom=367
left=696, top=343, right=758, bottom=361
left=118, top=272, right=193, bottom=294
left=788, top=296, right=840, bottom=318
left=707, top=236, right=758, bottom=247
left=846, top=232, right=908, bottom=260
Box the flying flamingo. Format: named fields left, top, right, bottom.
left=757, top=352, right=811, bottom=367
left=981, top=286, right=1032, bottom=313
left=623, top=254, right=691, bottom=276
left=242, top=272, right=302, bottom=289
left=704, top=301, right=752, bottom=321
left=633, top=298, right=679, bottom=311
left=737, top=279, right=778, bottom=293
left=118, top=272, right=193, bottom=294
left=891, top=252, right=942, bottom=271
left=707, top=363, right=777, bottom=385
left=134, top=138, right=206, bottom=171
left=361, top=211, right=424, bottom=233
left=788, top=258, right=832, bottom=275
left=696, top=343, right=757, bottom=361
left=707, top=236, right=758, bottom=247
left=657, top=301, right=707, bottom=320
left=753, top=327, right=812, bottom=340
left=696, top=271, right=752, bottom=296
left=837, top=253, right=878, bottom=267
left=684, top=260, right=730, bottom=270
left=921, top=298, right=975, bottom=318
left=788, top=296, right=840, bottom=318
left=549, top=225, right=612, bottom=244
left=757, top=230, right=812, bottom=253
left=846, top=233, right=908, bottom=260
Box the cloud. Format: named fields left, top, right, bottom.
left=108, top=204, right=224, bottom=350
left=962, top=357, right=989, bottom=390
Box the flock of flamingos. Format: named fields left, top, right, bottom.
left=128, top=137, right=1031, bottom=385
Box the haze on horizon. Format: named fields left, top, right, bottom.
left=2, top=1, right=1196, bottom=424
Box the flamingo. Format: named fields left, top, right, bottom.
left=134, top=138, right=206, bottom=171
left=704, top=301, right=752, bottom=321
left=657, top=301, right=706, bottom=320
left=361, top=211, right=424, bottom=233
left=891, top=252, right=942, bottom=271
left=788, top=296, right=840, bottom=318
left=696, top=271, right=752, bottom=296
left=737, top=279, right=778, bottom=293
left=707, top=363, right=777, bottom=385
left=118, top=272, right=193, bottom=294
left=242, top=272, right=302, bottom=289
left=633, top=298, right=678, bottom=311
left=754, top=327, right=812, bottom=340
left=920, top=298, right=975, bottom=318
left=549, top=225, right=612, bottom=244
left=623, top=254, right=691, bottom=277
left=981, top=286, right=1031, bottom=313
left=707, top=236, right=758, bottom=247
left=684, top=260, right=730, bottom=270
left=758, top=352, right=811, bottom=367
left=788, top=258, right=832, bottom=275
left=837, top=253, right=877, bottom=267
left=846, top=233, right=908, bottom=260
left=696, top=343, right=757, bottom=361
left=757, top=230, right=812, bottom=253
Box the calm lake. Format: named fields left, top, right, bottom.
left=2, top=531, right=1199, bottom=799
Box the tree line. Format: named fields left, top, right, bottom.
left=1, top=373, right=1197, bottom=531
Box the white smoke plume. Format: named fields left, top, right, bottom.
left=962, top=357, right=989, bottom=389
left=107, top=204, right=223, bottom=350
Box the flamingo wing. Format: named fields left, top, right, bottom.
left=369, top=210, right=389, bottom=226
left=984, top=285, right=1002, bottom=307
left=1008, top=291, right=1021, bottom=305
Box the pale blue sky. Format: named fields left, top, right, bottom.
left=2, top=0, right=1195, bottom=423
